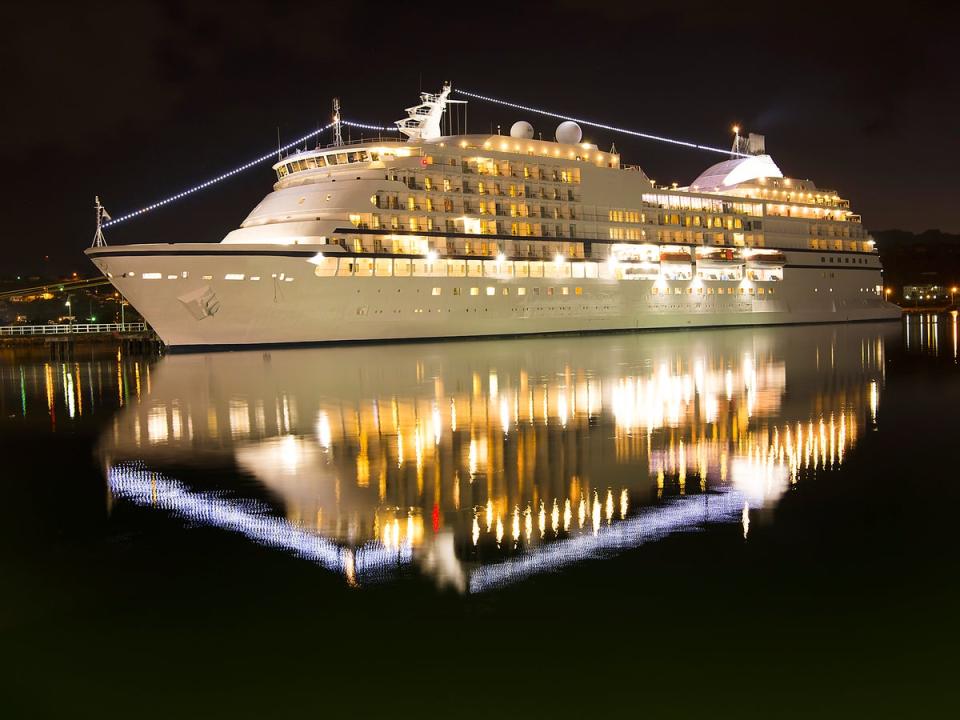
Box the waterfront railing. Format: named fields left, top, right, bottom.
left=0, top=322, right=147, bottom=336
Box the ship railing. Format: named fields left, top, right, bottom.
left=317, top=136, right=405, bottom=149
left=0, top=322, right=147, bottom=337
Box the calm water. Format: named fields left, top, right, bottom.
left=3, top=316, right=959, bottom=716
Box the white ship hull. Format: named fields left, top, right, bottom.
left=87, top=243, right=900, bottom=350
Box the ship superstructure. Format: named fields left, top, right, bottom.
left=86, top=83, right=899, bottom=349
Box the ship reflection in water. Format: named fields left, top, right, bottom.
left=98, top=323, right=897, bottom=591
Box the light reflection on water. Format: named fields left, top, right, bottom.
left=65, top=322, right=897, bottom=591
left=903, top=311, right=959, bottom=360
left=14, top=319, right=952, bottom=590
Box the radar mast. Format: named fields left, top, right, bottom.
left=395, top=83, right=453, bottom=141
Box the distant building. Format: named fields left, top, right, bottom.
left=903, top=284, right=953, bottom=301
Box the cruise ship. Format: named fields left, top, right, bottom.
left=86, top=83, right=901, bottom=349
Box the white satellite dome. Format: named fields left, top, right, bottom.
left=555, top=121, right=582, bottom=145
left=510, top=121, right=534, bottom=139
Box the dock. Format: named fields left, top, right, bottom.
left=0, top=322, right=161, bottom=358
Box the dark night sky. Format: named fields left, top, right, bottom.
left=2, top=1, right=958, bottom=275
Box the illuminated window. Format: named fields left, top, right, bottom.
left=202, top=275, right=213, bottom=280
left=575, top=287, right=583, bottom=295
left=517, top=287, right=526, bottom=296
left=224, top=273, right=245, bottom=280
left=142, top=273, right=162, bottom=280
left=561, top=287, right=569, bottom=296
left=432, top=287, right=442, bottom=296
left=470, top=287, right=479, bottom=296
left=547, top=287, right=554, bottom=296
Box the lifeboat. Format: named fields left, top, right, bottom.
left=745, top=251, right=787, bottom=267
left=696, top=247, right=743, bottom=269
left=659, top=249, right=692, bottom=264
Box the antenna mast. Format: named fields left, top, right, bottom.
left=332, top=97, right=343, bottom=147
left=730, top=125, right=742, bottom=158
left=91, top=196, right=110, bottom=248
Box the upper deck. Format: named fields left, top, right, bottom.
left=222, top=86, right=872, bottom=257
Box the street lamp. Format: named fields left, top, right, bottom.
left=951, top=286, right=958, bottom=307
left=64, top=295, right=73, bottom=333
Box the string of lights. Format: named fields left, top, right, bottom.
left=101, top=88, right=738, bottom=231
left=341, top=120, right=400, bottom=133
left=103, top=122, right=338, bottom=228
left=103, top=119, right=402, bottom=229
left=455, top=89, right=747, bottom=158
